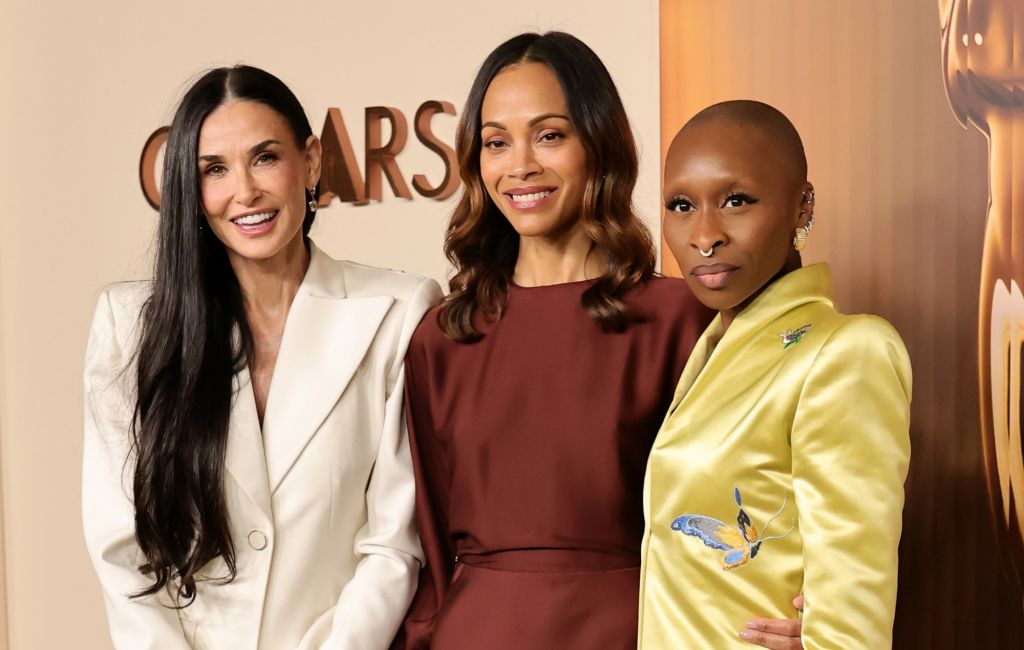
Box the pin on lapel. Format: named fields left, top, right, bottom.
left=778, top=324, right=812, bottom=349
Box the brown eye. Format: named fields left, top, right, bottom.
left=722, top=193, right=758, bottom=208
left=666, top=198, right=693, bottom=213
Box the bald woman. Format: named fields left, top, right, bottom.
left=637, top=101, right=911, bottom=649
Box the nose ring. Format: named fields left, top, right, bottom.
left=698, top=246, right=715, bottom=258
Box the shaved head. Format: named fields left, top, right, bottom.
left=662, top=99, right=815, bottom=321
left=671, top=100, right=807, bottom=184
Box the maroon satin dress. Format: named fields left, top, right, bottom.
left=394, top=278, right=711, bottom=649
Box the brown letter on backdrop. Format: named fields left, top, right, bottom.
left=320, top=108, right=368, bottom=206
left=412, top=100, right=459, bottom=200
left=365, top=106, right=412, bottom=201
left=139, top=127, right=170, bottom=209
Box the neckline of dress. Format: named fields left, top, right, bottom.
left=510, top=277, right=597, bottom=290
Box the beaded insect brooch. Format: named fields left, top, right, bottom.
left=778, top=324, right=812, bottom=349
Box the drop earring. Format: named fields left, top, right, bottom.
left=307, top=188, right=318, bottom=214
left=793, top=189, right=815, bottom=251
left=793, top=212, right=814, bottom=251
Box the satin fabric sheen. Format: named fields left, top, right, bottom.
left=638, top=263, right=911, bottom=649
left=393, top=278, right=712, bottom=649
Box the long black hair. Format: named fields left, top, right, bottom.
left=438, top=32, right=656, bottom=341
left=132, top=65, right=317, bottom=604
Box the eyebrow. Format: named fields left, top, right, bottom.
left=198, top=139, right=282, bottom=162
left=481, top=113, right=572, bottom=130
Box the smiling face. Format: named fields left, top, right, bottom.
left=663, top=119, right=812, bottom=320
left=478, top=62, right=590, bottom=242
left=197, top=100, right=321, bottom=266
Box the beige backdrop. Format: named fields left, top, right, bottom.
left=0, top=2, right=660, bottom=648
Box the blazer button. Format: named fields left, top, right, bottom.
left=248, top=530, right=269, bottom=551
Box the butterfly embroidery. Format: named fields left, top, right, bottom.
left=671, top=487, right=794, bottom=570
left=778, top=324, right=812, bottom=349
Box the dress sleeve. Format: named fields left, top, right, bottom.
left=390, top=315, right=456, bottom=650
left=81, top=289, right=193, bottom=650
left=790, top=317, right=912, bottom=649
left=299, top=278, right=443, bottom=650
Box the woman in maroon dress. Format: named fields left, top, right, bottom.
left=394, top=33, right=796, bottom=649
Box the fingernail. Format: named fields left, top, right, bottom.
left=744, top=621, right=759, bottom=629
left=738, top=630, right=753, bottom=640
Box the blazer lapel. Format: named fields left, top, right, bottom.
left=260, top=246, right=394, bottom=494
left=225, top=366, right=273, bottom=522
left=667, top=264, right=836, bottom=419
left=666, top=316, right=723, bottom=417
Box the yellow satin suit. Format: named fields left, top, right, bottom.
left=638, top=263, right=911, bottom=649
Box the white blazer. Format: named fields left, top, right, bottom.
left=82, top=244, right=442, bottom=650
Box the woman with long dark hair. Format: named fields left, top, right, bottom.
left=83, top=65, right=441, bottom=649
left=392, top=32, right=710, bottom=649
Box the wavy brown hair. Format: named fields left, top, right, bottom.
left=439, top=31, right=656, bottom=341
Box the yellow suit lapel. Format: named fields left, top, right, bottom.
left=666, top=315, right=724, bottom=418
left=666, top=264, right=836, bottom=421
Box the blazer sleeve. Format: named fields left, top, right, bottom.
left=389, top=309, right=456, bottom=650
left=790, top=317, right=912, bottom=650
left=299, top=277, right=443, bottom=650
left=81, top=289, right=193, bottom=650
